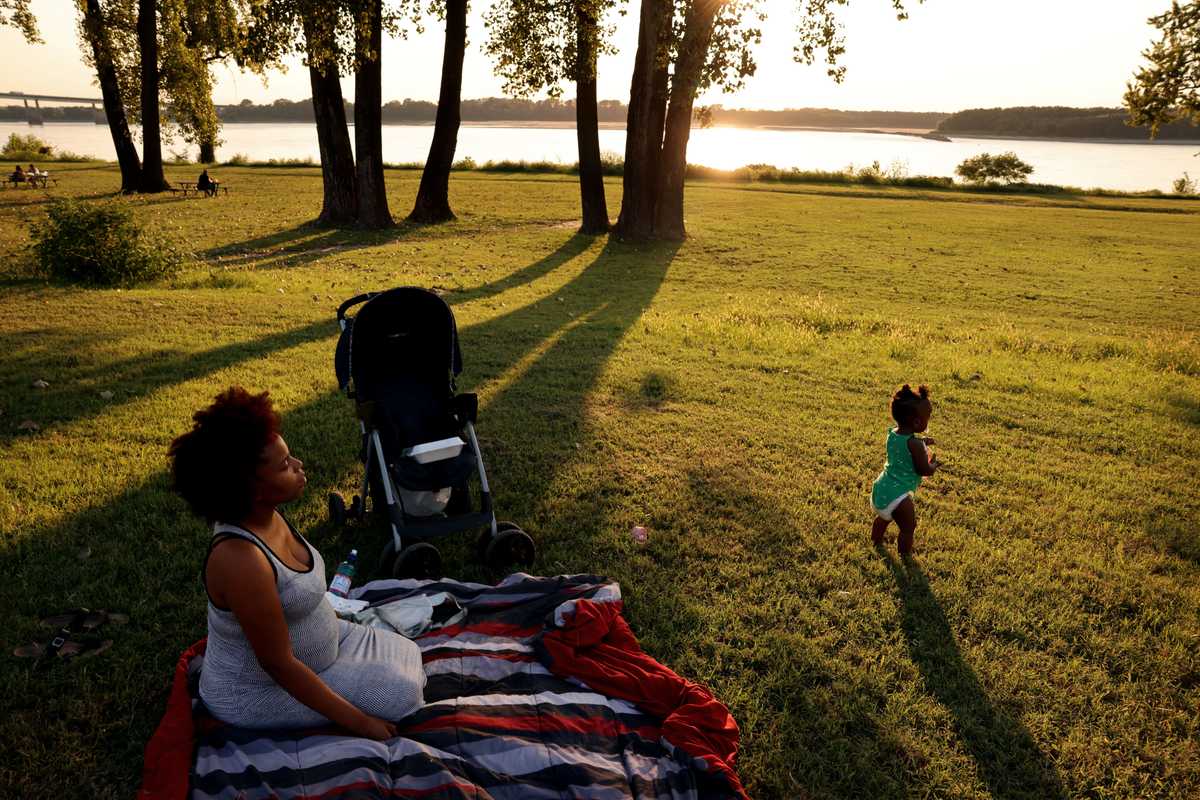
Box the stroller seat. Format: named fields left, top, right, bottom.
left=330, top=287, right=536, bottom=579
left=363, top=377, right=475, bottom=492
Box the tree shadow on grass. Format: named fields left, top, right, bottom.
left=0, top=233, right=599, bottom=442
left=198, top=217, right=562, bottom=273
left=681, top=468, right=916, bottom=800
left=0, top=189, right=115, bottom=211
left=0, top=318, right=335, bottom=442
left=881, top=551, right=1067, bottom=800
left=456, top=238, right=677, bottom=527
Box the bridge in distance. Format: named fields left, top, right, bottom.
left=0, top=91, right=105, bottom=125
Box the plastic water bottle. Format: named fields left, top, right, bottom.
left=329, top=549, right=358, bottom=598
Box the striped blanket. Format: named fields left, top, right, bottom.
left=140, top=573, right=747, bottom=799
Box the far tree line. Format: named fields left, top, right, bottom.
left=3, top=0, right=1199, bottom=240
left=8, top=101, right=1196, bottom=143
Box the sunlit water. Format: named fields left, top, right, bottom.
left=4, top=121, right=1197, bottom=193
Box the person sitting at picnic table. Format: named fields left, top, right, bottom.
left=197, top=168, right=218, bottom=197
left=168, top=387, right=425, bottom=737
left=10, top=164, right=25, bottom=184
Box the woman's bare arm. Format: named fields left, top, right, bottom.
left=207, top=540, right=396, bottom=739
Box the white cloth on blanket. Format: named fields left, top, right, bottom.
left=354, top=593, right=467, bottom=638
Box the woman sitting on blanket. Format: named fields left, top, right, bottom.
left=169, top=387, right=425, bottom=738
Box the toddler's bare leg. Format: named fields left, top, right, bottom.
left=871, top=516, right=888, bottom=546
left=892, top=496, right=917, bottom=556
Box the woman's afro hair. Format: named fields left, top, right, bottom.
left=890, top=383, right=931, bottom=425
left=168, top=387, right=281, bottom=523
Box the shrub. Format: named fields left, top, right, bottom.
left=30, top=199, right=186, bottom=287
left=599, top=150, right=624, bottom=175
left=223, top=153, right=250, bottom=166
left=856, top=160, right=885, bottom=184
left=2, top=132, right=53, bottom=159
left=955, top=151, right=1034, bottom=184
left=451, top=155, right=477, bottom=170
left=1, top=132, right=92, bottom=162
left=1172, top=172, right=1196, bottom=195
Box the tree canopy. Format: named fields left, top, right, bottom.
left=483, top=0, right=621, bottom=99
left=793, top=0, right=921, bottom=82
left=1126, top=0, right=1200, bottom=136
left=0, top=0, right=39, bottom=42
left=954, top=152, right=1034, bottom=184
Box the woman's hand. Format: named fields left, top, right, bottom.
left=353, top=713, right=398, bottom=741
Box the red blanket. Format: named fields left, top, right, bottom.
left=539, top=598, right=749, bottom=800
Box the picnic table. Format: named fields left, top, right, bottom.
left=175, top=180, right=227, bottom=197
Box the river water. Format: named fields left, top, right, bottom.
left=4, top=121, right=1197, bottom=193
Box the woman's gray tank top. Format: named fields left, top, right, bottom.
left=199, top=521, right=340, bottom=697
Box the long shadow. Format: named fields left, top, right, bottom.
left=446, top=231, right=595, bottom=307
left=458, top=237, right=676, bottom=501
left=679, top=468, right=915, bottom=799
left=882, top=552, right=1067, bottom=800
left=198, top=216, right=568, bottom=273
left=0, top=234, right=598, bottom=441
left=0, top=233, right=677, bottom=795
left=0, top=189, right=116, bottom=210
left=0, top=318, right=335, bottom=442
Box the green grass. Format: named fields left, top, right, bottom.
left=1, top=162, right=1198, bottom=799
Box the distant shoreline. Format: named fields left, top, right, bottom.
left=5, top=119, right=1198, bottom=145
left=944, top=131, right=1200, bottom=146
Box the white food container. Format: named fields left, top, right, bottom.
left=403, top=436, right=466, bottom=463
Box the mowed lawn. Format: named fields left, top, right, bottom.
left=1, top=163, right=1198, bottom=799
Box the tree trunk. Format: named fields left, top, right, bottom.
left=353, top=0, right=392, bottom=228
left=199, top=139, right=215, bottom=164
left=654, top=0, right=723, bottom=240
left=137, top=0, right=170, bottom=192
left=305, top=24, right=357, bottom=226
left=574, top=6, right=609, bottom=235
left=614, top=0, right=671, bottom=240
left=409, top=0, right=467, bottom=223
left=83, top=0, right=141, bottom=192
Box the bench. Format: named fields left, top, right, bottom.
left=175, top=181, right=228, bottom=197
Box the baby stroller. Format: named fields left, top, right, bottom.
left=328, top=287, right=536, bottom=579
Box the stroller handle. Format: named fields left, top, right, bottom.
left=337, top=293, right=379, bottom=323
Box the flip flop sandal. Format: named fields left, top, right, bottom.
left=40, top=608, right=128, bottom=632
left=13, top=635, right=113, bottom=665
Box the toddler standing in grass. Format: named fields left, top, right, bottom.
left=871, top=384, right=940, bottom=556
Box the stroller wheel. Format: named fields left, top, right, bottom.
left=477, top=521, right=521, bottom=561
left=486, top=527, right=535, bottom=571
left=394, top=542, right=442, bottom=580
left=328, top=493, right=347, bottom=527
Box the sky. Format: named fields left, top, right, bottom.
left=0, top=1, right=1175, bottom=112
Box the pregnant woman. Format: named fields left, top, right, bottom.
left=169, top=387, right=424, bottom=738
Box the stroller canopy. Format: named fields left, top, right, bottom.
left=336, top=287, right=463, bottom=397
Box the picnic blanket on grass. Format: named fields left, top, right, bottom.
left=140, top=573, right=748, bottom=799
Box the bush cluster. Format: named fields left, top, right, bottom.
left=954, top=151, right=1035, bottom=184
left=2, top=132, right=90, bottom=162
left=30, top=199, right=186, bottom=287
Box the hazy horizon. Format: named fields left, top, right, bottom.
left=0, top=1, right=1174, bottom=113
